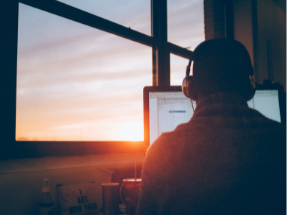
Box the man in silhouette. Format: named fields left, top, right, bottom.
left=137, top=39, right=286, bottom=215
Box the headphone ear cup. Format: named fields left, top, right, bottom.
left=182, top=76, right=198, bottom=100
left=182, top=76, right=190, bottom=98
left=241, top=75, right=255, bottom=101
left=245, top=75, right=256, bottom=101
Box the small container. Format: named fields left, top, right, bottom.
left=39, top=178, right=54, bottom=215
left=102, top=183, right=120, bottom=215
left=120, top=178, right=141, bottom=215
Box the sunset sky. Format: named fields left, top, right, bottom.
left=16, top=0, right=204, bottom=141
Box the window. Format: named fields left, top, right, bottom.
left=168, top=0, right=204, bottom=49
left=1, top=0, right=203, bottom=158
left=168, top=0, right=204, bottom=86
left=17, top=3, right=152, bottom=142
left=57, top=0, right=151, bottom=36
left=170, top=54, right=189, bottom=86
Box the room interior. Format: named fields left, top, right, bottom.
left=0, top=0, right=285, bottom=214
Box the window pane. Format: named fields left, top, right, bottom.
left=170, top=54, right=189, bottom=86
left=57, top=0, right=150, bottom=36
left=16, top=3, right=152, bottom=141
left=168, top=0, right=204, bottom=50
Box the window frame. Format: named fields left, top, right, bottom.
left=1, top=0, right=193, bottom=159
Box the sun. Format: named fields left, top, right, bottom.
left=117, top=120, right=143, bottom=141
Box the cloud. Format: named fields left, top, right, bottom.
left=16, top=0, right=205, bottom=141
left=167, top=0, right=204, bottom=48
left=17, top=30, right=152, bottom=90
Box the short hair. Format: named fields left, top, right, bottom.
left=192, top=38, right=254, bottom=98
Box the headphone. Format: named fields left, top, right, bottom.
left=182, top=48, right=256, bottom=102
left=182, top=56, right=198, bottom=101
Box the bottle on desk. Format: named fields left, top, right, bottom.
left=39, top=178, right=54, bottom=215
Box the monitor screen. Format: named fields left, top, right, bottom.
left=247, top=89, right=281, bottom=123
left=149, top=91, right=194, bottom=145
left=144, top=87, right=282, bottom=146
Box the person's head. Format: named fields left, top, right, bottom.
left=182, top=38, right=255, bottom=101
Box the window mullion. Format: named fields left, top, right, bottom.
left=151, top=0, right=170, bottom=86
left=20, top=0, right=155, bottom=47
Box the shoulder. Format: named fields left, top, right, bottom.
left=260, top=118, right=286, bottom=142
left=148, top=123, right=190, bottom=152
left=145, top=123, right=192, bottom=165
left=146, top=132, right=175, bottom=160
left=249, top=108, right=286, bottom=132
left=143, top=129, right=183, bottom=167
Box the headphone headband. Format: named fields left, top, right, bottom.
left=182, top=54, right=197, bottom=100
left=186, top=59, right=192, bottom=76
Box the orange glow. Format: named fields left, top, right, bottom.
left=16, top=119, right=144, bottom=141
left=116, top=121, right=144, bottom=141
left=16, top=2, right=204, bottom=142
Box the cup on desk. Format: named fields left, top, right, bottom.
left=120, top=178, right=141, bottom=215
left=102, top=183, right=119, bottom=215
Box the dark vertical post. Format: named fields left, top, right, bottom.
left=267, top=40, right=273, bottom=81
left=224, top=0, right=234, bottom=39
left=204, top=0, right=234, bottom=39
left=251, top=0, right=258, bottom=82
left=0, top=0, right=18, bottom=159
left=151, top=0, right=170, bottom=86
left=204, top=0, right=225, bottom=39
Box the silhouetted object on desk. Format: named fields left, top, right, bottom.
left=102, top=183, right=119, bottom=215
left=137, top=38, right=286, bottom=215
left=120, top=178, right=142, bottom=215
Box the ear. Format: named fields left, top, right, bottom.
left=182, top=76, right=198, bottom=101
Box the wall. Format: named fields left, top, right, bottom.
left=233, top=0, right=286, bottom=91
left=233, top=0, right=256, bottom=73
left=256, top=0, right=286, bottom=90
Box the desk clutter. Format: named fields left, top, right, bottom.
left=102, top=179, right=141, bottom=215
left=102, top=183, right=119, bottom=215
left=39, top=178, right=54, bottom=215
left=38, top=178, right=141, bottom=215
left=36, top=161, right=143, bottom=215
left=57, top=182, right=100, bottom=215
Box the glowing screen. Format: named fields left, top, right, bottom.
left=247, top=90, right=281, bottom=122
left=149, top=91, right=195, bottom=144
left=149, top=89, right=282, bottom=145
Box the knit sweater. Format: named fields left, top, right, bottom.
left=137, top=92, right=286, bottom=215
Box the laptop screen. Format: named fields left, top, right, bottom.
left=144, top=87, right=282, bottom=146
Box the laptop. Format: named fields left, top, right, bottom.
left=143, top=86, right=282, bottom=146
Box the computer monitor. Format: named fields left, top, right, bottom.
left=247, top=89, right=281, bottom=123
left=144, top=86, right=283, bottom=146
left=143, top=86, right=193, bottom=146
